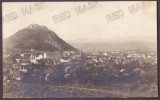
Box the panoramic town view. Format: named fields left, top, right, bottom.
left=3, top=1, right=157, bottom=98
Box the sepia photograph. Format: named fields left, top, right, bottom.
left=2, top=1, right=157, bottom=98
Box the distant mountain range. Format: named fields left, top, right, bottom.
left=69, top=41, right=157, bottom=52
left=3, top=24, right=77, bottom=51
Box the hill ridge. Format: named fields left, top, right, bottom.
left=3, top=24, right=77, bottom=51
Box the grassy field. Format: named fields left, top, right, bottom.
left=3, top=80, right=158, bottom=98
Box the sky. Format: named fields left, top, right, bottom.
left=2, top=1, right=157, bottom=43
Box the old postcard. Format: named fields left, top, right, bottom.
left=2, top=1, right=157, bottom=98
